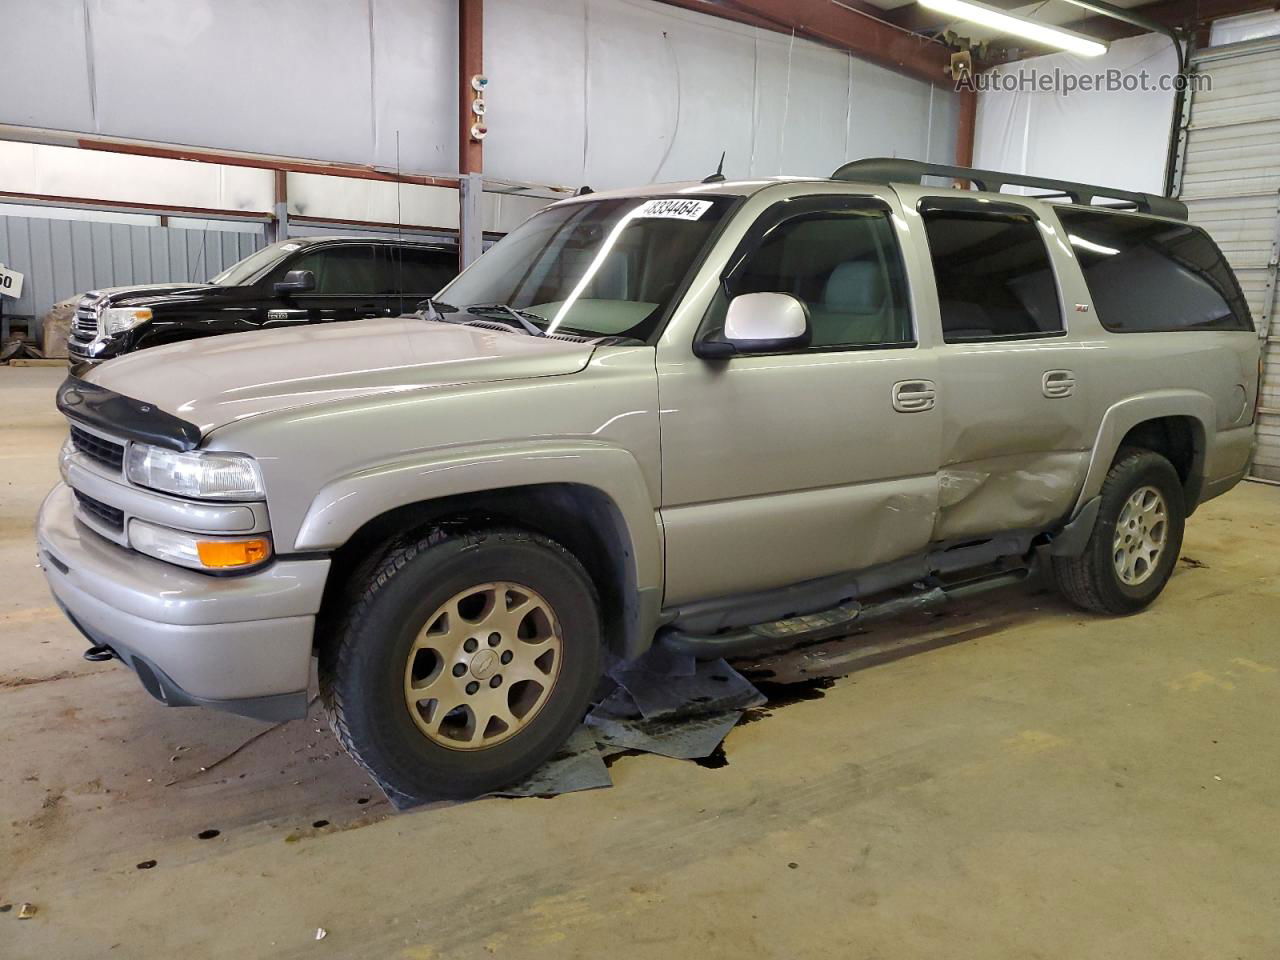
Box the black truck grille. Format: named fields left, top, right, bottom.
left=70, top=425, right=125, bottom=472
left=74, top=491, right=125, bottom=532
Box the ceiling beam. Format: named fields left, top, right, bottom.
left=653, top=0, right=952, bottom=84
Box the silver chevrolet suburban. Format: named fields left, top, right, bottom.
left=37, top=159, right=1261, bottom=799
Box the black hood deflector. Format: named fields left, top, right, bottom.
left=56, top=376, right=202, bottom=451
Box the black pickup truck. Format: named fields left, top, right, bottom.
left=68, top=236, right=457, bottom=368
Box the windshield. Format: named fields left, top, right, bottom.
left=208, top=240, right=306, bottom=286
left=436, top=196, right=734, bottom=341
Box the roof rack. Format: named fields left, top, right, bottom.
left=831, top=158, right=1187, bottom=222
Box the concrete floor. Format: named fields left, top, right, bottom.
left=2, top=364, right=1278, bottom=959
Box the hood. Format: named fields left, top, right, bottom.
left=86, top=316, right=596, bottom=436
left=87, top=283, right=216, bottom=308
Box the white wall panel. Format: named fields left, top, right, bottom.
left=0, top=140, right=274, bottom=212
left=485, top=0, right=591, bottom=186
left=486, top=0, right=960, bottom=190
left=370, top=0, right=458, bottom=171
left=287, top=172, right=459, bottom=229
left=5, top=0, right=955, bottom=208
left=0, top=0, right=95, bottom=132
left=1, top=0, right=456, bottom=172
left=1210, top=10, right=1280, bottom=45
left=973, top=32, right=1178, bottom=193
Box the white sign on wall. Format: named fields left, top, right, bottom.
left=0, top=263, right=24, bottom=300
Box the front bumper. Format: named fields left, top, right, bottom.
left=36, top=483, right=330, bottom=722
left=67, top=332, right=126, bottom=371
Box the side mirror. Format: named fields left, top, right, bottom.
left=273, top=269, right=316, bottom=296
left=695, top=292, right=810, bottom=359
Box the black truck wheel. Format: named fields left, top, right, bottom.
left=1052, top=449, right=1186, bottom=615
left=320, top=528, right=602, bottom=800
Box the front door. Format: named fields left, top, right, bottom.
left=656, top=195, right=942, bottom=607
left=268, top=243, right=393, bottom=327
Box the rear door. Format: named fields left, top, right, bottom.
left=267, top=243, right=393, bottom=326
left=917, top=198, right=1096, bottom=540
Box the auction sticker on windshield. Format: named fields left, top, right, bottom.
left=635, top=198, right=713, bottom=220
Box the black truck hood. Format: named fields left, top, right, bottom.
left=88, top=283, right=220, bottom=309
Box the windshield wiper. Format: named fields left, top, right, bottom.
left=462, top=303, right=547, bottom=337
left=417, top=298, right=460, bottom=323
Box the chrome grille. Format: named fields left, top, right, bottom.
left=74, top=490, right=125, bottom=532
left=72, top=295, right=101, bottom=339
left=69, top=425, right=125, bottom=472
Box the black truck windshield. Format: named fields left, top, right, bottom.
left=437, top=196, right=733, bottom=342
left=208, top=240, right=305, bottom=286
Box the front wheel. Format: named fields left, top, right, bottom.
left=1052, top=449, right=1186, bottom=615
left=320, top=528, right=602, bottom=800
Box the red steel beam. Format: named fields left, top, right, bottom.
left=0, top=190, right=273, bottom=221
left=655, top=0, right=951, bottom=84
left=71, top=136, right=459, bottom=189
left=459, top=0, right=484, bottom=175
left=955, top=87, right=977, bottom=169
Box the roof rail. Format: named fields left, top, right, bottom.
left=831, top=158, right=1188, bottom=221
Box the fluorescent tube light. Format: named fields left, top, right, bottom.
left=919, top=0, right=1109, bottom=57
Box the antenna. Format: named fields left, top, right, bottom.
left=395, top=130, right=403, bottom=313
left=701, top=151, right=726, bottom=184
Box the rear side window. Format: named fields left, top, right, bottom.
left=921, top=210, right=1063, bottom=342
left=1055, top=208, right=1252, bottom=332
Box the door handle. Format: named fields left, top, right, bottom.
left=892, top=379, right=937, bottom=413
left=1042, top=369, right=1076, bottom=398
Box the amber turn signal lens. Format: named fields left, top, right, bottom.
left=196, top=538, right=271, bottom=569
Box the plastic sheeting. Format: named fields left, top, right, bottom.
left=4, top=0, right=958, bottom=193
left=485, top=0, right=960, bottom=189
left=972, top=32, right=1178, bottom=194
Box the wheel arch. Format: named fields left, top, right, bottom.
left=302, top=445, right=663, bottom=661
left=1074, top=392, right=1211, bottom=517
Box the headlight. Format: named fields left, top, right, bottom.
left=101, top=307, right=152, bottom=336
left=128, top=518, right=272, bottom=571
left=125, top=443, right=265, bottom=500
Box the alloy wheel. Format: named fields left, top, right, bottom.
left=1112, top=485, right=1168, bottom=586
left=403, top=581, right=562, bottom=750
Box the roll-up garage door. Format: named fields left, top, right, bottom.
left=1175, top=36, right=1280, bottom=480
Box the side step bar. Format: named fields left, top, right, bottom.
left=660, top=568, right=1032, bottom=660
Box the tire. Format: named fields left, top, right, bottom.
left=1052, top=448, right=1186, bottom=615
left=319, top=527, right=602, bottom=800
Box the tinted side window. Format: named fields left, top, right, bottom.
left=367, top=246, right=401, bottom=294
left=288, top=246, right=379, bottom=294
left=719, top=208, right=912, bottom=348
left=1055, top=208, right=1252, bottom=332
left=921, top=211, right=1062, bottom=342
left=397, top=248, right=456, bottom=295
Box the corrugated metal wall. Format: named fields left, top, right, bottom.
left=1176, top=36, right=1280, bottom=481
left=0, top=216, right=264, bottom=338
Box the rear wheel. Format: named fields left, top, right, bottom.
left=320, top=528, right=602, bottom=800
left=1052, top=449, right=1185, bottom=614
